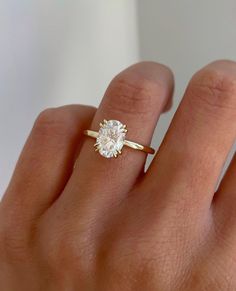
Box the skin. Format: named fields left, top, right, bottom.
left=0, top=60, right=236, bottom=290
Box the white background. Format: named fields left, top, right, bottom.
left=0, top=0, right=236, bottom=196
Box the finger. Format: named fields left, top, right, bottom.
left=1, top=105, right=96, bottom=224
left=143, top=60, right=236, bottom=211
left=63, top=62, right=174, bottom=207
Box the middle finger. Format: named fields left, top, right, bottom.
left=144, top=60, right=236, bottom=211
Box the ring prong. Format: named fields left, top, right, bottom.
left=99, top=122, right=104, bottom=127
left=103, top=119, right=108, bottom=124
left=117, top=150, right=122, bottom=155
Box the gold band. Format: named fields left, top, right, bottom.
left=83, top=130, right=155, bottom=155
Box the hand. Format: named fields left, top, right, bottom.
left=1, top=61, right=236, bottom=291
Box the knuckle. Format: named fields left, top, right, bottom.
left=97, top=235, right=156, bottom=283
left=98, top=243, right=170, bottom=290
left=188, top=64, right=236, bottom=111
left=0, top=219, right=28, bottom=262
left=34, top=108, right=76, bottom=139
left=36, top=108, right=58, bottom=125
left=103, top=75, right=163, bottom=116
left=46, top=235, right=75, bottom=265
left=42, top=228, right=95, bottom=277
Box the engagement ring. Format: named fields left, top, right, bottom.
left=84, top=119, right=155, bottom=158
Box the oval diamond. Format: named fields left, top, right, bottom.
left=96, top=120, right=126, bottom=158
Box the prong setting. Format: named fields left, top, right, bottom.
left=94, top=120, right=127, bottom=158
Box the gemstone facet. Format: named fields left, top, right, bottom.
left=95, top=120, right=127, bottom=158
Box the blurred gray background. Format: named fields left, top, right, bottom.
left=0, top=0, right=236, bottom=196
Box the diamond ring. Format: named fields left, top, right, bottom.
left=83, top=119, right=155, bottom=158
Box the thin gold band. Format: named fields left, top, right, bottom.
left=83, top=130, right=155, bottom=155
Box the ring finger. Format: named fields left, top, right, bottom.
left=62, top=62, right=174, bottom=208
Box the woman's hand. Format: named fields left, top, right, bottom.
left=1, top=60, right=236, bottom=291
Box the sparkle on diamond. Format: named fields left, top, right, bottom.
left=96, top=120, right=126, bottom=158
